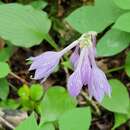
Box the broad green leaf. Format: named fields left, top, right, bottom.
left=102, top=79, right=129, bottom=114
left=39, top=123, right=55, bottom=130
left=66, top=0, right=122, bottom=33
left=97, top=29, right=130, bottom=57
left=15, top=113, right=38, bottom=130
left=31, top=0, right=47, bottom=10
left=125, top=51, right=130, bottom=77
left=59, top=107, right=91, bottom=130
left=113, top=0, right=130, bottom=10
left=0, top=62, right=10, bottom=78
left=0, top=4, right=51, bottom=48
left=40, top=87, right=76, bottom=123
left=0, top=45, right=14, bottom=61
left=112, top=103, right=130, bottom=130
left=30, top=84, right=44, bottom=101
left=113, top=12, right=130, bottom=32
left=0, top=78, right=9, bottom=100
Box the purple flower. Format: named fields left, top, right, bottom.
left=29, top=40, right=79, bottom=82
left=88, top=65, right=111, bottom=102
left=29, top=51, right=62, bottom=82
left=67, top=68, right=83, bottom=96
left=70, top=45, right=80, bottom=68
left=29, top=32, right=111, bottom=102
left=67, top=33, right=111, bottom=102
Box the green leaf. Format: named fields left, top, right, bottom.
left=97, top=29, right=130, bottom=57
left=125, top=51, right=130, bottom=77
left=113, top=12, right=130, bottom=32
left=112, top=103, right=130, bottom=130
left=15, top=113, right=38, bottom=130
left=0, top=78, right=9, bottom=100
left=31, top=0, right=47, bottom=10
left=18, top=85, right=30, bottom=100
left=113, top=0, right=130, bottom=10
left=102, top=79, right=129, bottom=114
left=0, top=99, right=20, bottom=109
left=59, top=107, right=91, bottom=130
left=39, top=123, right=55, bottom=130
left=40, top=87, right=76, bottom=123
left=30, top=84, right=44, bottom=101
left=0, top=45, right=14, bottom=61
left=0, top=4, right=51, bottom=48
left=66, top=0, right=122, bottom=33
left=112, top=113, right=128, bottom=130
left=0, top=62, right=10, bottom=78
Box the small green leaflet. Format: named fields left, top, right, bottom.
left=0, top=78, right=9, bottom=100
left=0, top=44, right=14, bottom=62
left=30, top=84, right=44, bottom=101
left=0, top=4, right=51, bottom=48
left=0, top=62, right=10, bottom=78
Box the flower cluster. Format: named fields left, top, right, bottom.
left=29, top=32, right=111, bottom=102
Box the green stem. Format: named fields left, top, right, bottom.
left=45, top=34, right=59, bottom=51
left=81, top=91, right=101, bottom=116
left=106, top=66, right=124, bottom=74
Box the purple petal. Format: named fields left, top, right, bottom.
left=81, top=48, right=91, bottom=85
left=70, top=46, right=80, bottom=69
left=34, top=60, right=58, bottom=80
left=29, top=51, right=59, bottom=71
left=67, top=69, right=83, bottom=96
left=29, top=51, right=61, bottom=81
left=88, top=65, right=111, bottom=102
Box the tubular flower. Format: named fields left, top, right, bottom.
left=70, top=45, right=80, bottom=68
left=29, top=40, right=79, bottom=82
left=29, top=32, right=111, bottom=102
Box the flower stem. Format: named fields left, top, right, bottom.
left=45, top=34, right=59, bottom=51
left=106, top=66, right=124, bottom=73
left=9, top=72, right=29, bottom=85
left=81, top=91, right=101, bottom=116
left=60, top=40, right=79, bottom=55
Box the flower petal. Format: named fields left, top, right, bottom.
left=81, top=48, right=91, bottom=85
left=29, top=51, right=61, bottom=81
left=67, top=69, right=83, bottom=96
left=29, top=51, right=59, bottom=71
left=70, top=46, right=80, bottom=69
left=88, top=65, right=111, bottom=102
